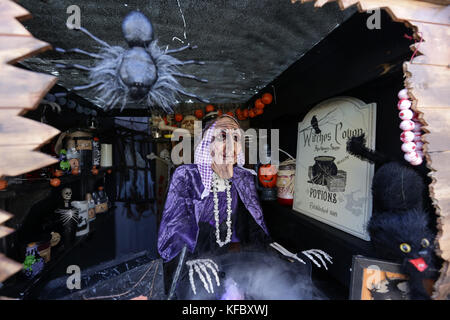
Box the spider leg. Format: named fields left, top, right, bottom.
left=76, top=27, right=111, bottom=48
left=55, top=47, right=102, bottom=59
left=166, top=44, right=197, bottom=54
left=55, top=62, right=92, bottom=72
left=172, top=60, right=205, bottom=66
left=72, top=82, right=102, bottom=91
left=177, top=89, right=210, bottom=103
left=173, top=72, right=208, bottom=83
left=107, top=95, right=122, bottom=111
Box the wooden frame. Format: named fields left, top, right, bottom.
left=0, top=0, right=448, bottom=299
left=350, top=255, right=409, bottom=300
left=294, top=0, right=450, bottom=300
left=0, top=0, right=59, bottom=283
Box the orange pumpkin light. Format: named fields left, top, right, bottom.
left=50, top=178, right=61, bottom=187
left=254, top=99, right=265, bottom=109
left=261, top=93, right=273, bottom=105
left=194, top=109, right=204, bottom=119
left=91, top=167, right=99, bottom=175
left=226, top=111, right=234, bottom=117
left=174, top=114, right=183, bottom=122
left=107, top=169, right=112, bottom=174
left=0, top=179, right=8, bottom=190
left=217, top=110, right=223, bottom=116
left=255, top=108, right=264, bottom=116
left=236, top=109, right=243, bottom=120
left=249, top=109, right=256, bottom=118
left=258, top=164, right=277, bottom=188
left=54, top=169, right=63, bottom=177
left=242, top=109, right=249, bottom=118
left=205, top=104, right=215, bottom=113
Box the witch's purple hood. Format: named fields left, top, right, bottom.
left=157, top=164, right=269, bottom=262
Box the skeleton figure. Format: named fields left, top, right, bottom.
left=55, top=11, right=209, bottom=112
left=62, top=187, right=72, bottom=208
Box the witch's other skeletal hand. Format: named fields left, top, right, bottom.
left=300, top=249, right=333, bottom=270
left=186, top=259, right=221, bottom=295
left=269, top=242, right=333, bottom=270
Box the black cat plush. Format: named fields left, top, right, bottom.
left=347, top=135, right=439, bottom=300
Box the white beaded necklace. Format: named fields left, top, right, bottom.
left=212, top=172, right=233, bottom=247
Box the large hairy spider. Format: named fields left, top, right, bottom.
left=56, top=11, right=209, bottom=112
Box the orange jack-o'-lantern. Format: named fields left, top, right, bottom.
left=249, top=109, right=256, bottom=118
left=242, top=109, right=249, bottom=119
left=218, top=110, right=223, bottom=116
left=255, top=108, right=263, bottom=116
left=261, top=93, right=273, bottom=105
left=50, top=178, right=61, bottom=187
left=258, top=164, right=277, bottom=188
left=255, top=99, right=265, bottom=109
left=206, top=104, right=215, bottom=113
left=195, top=109, right=204, bottom=119
left=174, top=114, right=183, bottom=122
left=91, top=166, right=99, bottom=175
left=226, top=111, right=234, bottom=117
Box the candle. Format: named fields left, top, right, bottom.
left=100, top=144, right=113, bottom=167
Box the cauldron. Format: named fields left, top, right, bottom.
left=310, top=156, right=338, bottom=185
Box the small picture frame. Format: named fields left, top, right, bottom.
left=349, top=255, right=410, bottom=300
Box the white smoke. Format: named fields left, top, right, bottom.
left=180, top=251, right=324, bottom=300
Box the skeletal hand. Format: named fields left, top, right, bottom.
left=300, top=249, right=333, bottom=270
left=186, top=259, right=221, bottom=295
left=270, top=242, right=306, bottom=264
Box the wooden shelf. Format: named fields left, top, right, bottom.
left=0, top=211, right=113, bottom=299
left=0, top=168, right=109, bottom=200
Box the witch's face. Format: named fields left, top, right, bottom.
left=210, top=117, right=242, bottom=165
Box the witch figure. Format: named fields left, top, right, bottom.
left=158, top=115, right=330, bottom=300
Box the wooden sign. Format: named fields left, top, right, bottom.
left=293, top=97, right=376, bottom=240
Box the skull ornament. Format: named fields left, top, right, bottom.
left=62, top=187, right=72, bottom=201
left=160, top=149, right=171, bottom=162
left=181, top=115, right=196, bottom=134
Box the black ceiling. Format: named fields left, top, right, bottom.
left=19, top=0, right=355, bottom=110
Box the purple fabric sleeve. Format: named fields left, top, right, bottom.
left=157, top=166, right=198, bottom=262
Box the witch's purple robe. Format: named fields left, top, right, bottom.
left=158, top=164, right=269, bottom=262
